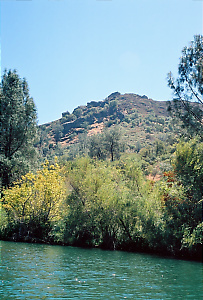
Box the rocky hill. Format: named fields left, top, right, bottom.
left=38, top=92, right=175, bottom=155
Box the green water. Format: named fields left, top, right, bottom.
left=0, top=241, right=202, bottom=299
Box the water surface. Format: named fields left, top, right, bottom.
left=0, top=241, right=202, bottom=299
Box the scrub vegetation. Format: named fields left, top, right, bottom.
left=0, top=35, right=202, bottom=261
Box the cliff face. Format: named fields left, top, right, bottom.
left=39, top=92, right=171, bottom=149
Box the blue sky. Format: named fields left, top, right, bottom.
left=1, top=0, right=202, bottom=125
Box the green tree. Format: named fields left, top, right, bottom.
left=159, top=139, right=203, bottom=256
left=0, top=70, right=38, bottom=189
left=104, top=126, right=123, bottom=161
left=64, top=157, right=136, bottom=249
left=73, top=107, right=83, bottom=118
left=88, top=133, right=106, bottom=160
left=154, top=139, right=165, bottom=156
left=1, top=160, right=66, bottom=241
left=167, top=35, right=203, bottom=138
left=37, top=126, right=51, bottom=158
left=51, top=121, right=63, bottom=143
left=108, top=100, right=118, bottom=115
left=173, top=139, right=203, bottom=216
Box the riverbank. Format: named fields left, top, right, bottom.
left=1, top=154, right=202, bottom=264
left=1, top=234, right=202, bottom=262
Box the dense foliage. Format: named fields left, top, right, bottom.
left=0, top=70, right=38, bottom=189
left=167, top=35, right=203, bottom=139
left=1, top=37, right=202, bottom=261
left=1, top=148, right=202, bottom=260
left=0, top=160, right=66, bottom=242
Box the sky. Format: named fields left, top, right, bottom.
left=1, top=0, right=202, bottom=125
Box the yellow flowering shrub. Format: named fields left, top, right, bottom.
left=1, top=159, right=66, bottom=227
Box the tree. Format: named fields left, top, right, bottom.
left=88, top=133, right=106, bottom=160
left=0, top=70, right=38, bottom=189
left=64, top=157, right=141, bottom=249
left=51, top=121, right=63, bottom=143
left=167, top=35, right=203, bottom=138
left=108, top=100, right=118, bottom=115
left=104, top=126, right=123, bottom=161
left=1, top=160, right=66, bottom=241
left=173, top=139, right=203, bottom=210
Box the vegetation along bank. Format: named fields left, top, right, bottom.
left=0, top=35, right=202, bottom=261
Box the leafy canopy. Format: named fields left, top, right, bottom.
left=0, top=70, right=38, bottom=188
left=1, top=159, right=66, bottom=239
left=167, top=35, right=203, bottom=138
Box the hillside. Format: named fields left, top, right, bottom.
left=38, top=92, right=175, bottom=154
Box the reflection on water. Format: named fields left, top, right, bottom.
left=0, top=241, right=202, bottom=299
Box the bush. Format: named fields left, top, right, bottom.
left=1, top=159, right=66, bottom=242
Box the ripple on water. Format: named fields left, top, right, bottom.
left=0, top=241, right=202, bottom=300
